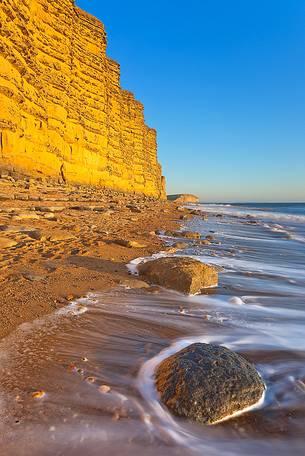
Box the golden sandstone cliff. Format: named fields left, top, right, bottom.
left=0, top=0, right=166, bottom=198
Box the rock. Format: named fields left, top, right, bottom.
left=172, top=242, right=188, bottom=249
left=0, top=194, right=14, bottom=201
left=90, top=206, right=105, bottom=212
left=120, top=278, right=150, bottom=289
left=155, top=343, right=265, bottom=425
left=199, top=239, right=211, bottom=245
left=43, top=213, right=57, bottom=221
left=180, top=231, right=201, bottom=239
left=155, top=229, right=163, bottom=235
left=0, top=237, right=17, bottom=249
left=23, top=229, right=44, bottom=241
left=164, top=230, right=177, bottom=237
left=205, top=235, right=215, bottom=241
left=138, top=257, right=218, bottom=294
left=22, top=272, right=46, bottom=282
left=190, top=209, right=202, bottom=215
left=31, top=390, right=46, bottom=399
left=11, top=212, right=40, bottom=221
left=114, top=239, right=146, bottom=248
left=34, top=206, right=65, bottom=212
left=14, top=194, right=29, bottom=201
left=99, top=385, right=111, bottom=394
left=130, top=207, right=142, bottom=213
left=164, top=246, right=179, bottom=254
left=66, top=294, right=75, bottom=301
left=167, top=194, right=199, bottom=203
left=48, top=232, right=75, bottom=242
left=71, top=205, right=87, bottom=211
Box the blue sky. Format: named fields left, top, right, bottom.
left=77, top=0, right=305, bottom=202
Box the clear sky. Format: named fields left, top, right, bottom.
left=76, top=0, right=305, bottom=202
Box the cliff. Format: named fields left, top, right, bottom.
left=0, top=0, right=166, bottom=198
left=167, top=194, right=199, bottom=203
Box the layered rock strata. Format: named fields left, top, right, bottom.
left=0, top=0, right=165, bottom=198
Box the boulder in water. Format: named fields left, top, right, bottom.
left=155, top=343, right=265, bottom=425
left=138, top=257, right=218, bottom=294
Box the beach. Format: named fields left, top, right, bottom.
left=0, top=173, right=182, bottom=340
left=0, top=185, right=305, bottom=455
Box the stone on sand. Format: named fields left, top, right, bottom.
left=0, top=237, right=17, bottom=249
left=11, top=212, right=40, bottom=221
left=114, top=239, right=146, bottom=248
left=48, top=232, right=75, bottom=242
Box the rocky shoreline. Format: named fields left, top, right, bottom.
left=0, top=173, right=187, bottom=340
left=0, top=174, right=266, bottom=428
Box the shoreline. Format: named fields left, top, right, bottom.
left=1, top=196, right=304, bottom=456
left=0, top=174, right=186, bottom=341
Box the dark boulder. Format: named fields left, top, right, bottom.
left=155, top=343, right=265, bottom=425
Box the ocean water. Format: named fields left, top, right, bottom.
left=0, top=203, right=305, bottom=455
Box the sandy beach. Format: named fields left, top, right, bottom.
left=0, top=173, right=184, bottom=340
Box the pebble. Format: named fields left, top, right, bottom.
left=31, top=390, right=46, bottom=399
left=99, top=385, right=111, bottom=394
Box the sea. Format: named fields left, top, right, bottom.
left=0, top=202, right=304, bottom=455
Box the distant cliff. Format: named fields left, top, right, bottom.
left=0, top=0, right=165, bottom=198
left=167, top=194, right=199, bottom=203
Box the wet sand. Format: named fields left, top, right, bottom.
left=0, top=173, right=184, bottom=340
left=1, top=194, right=305, bottom=455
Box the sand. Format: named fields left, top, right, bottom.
left=0, top=174, right=184, bottom=340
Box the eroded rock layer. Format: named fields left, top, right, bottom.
left=0, top=0, right=165, bottom=198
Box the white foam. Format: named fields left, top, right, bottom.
left=212, top=390, right=266, bottom=424
left=127, top=251, right=169, bottom=275
left=229, top=297, right=244, bottom=305
left=189, top=203, right=305, bottom=224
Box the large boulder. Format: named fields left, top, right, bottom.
left=167, top=194, right=199, bottom=203
left=155, top=343, right=265, bottom=425
left=138, top=257, right=218, bottom=294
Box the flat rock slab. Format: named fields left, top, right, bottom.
left=11, top=212, right=40, bottom=220
left=48, top=232, right=75, bottom=242
left=138, top=256, right=218, bottom=294
left=0, top=237, right=18, bottom=249
left=155, top=343, right=265, bottom=425
left=114, top=239, right=146, bottom=248
left=34, top=206, right=65, bottom=212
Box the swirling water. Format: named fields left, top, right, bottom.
left=0, top=203, right=305, bottom=455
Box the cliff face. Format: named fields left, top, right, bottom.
left=0, top=0, right=165, bottom=198
left=167, top=194, right=199, bottom=203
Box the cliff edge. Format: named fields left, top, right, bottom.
left=0, top=0, right=165, bottom=198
